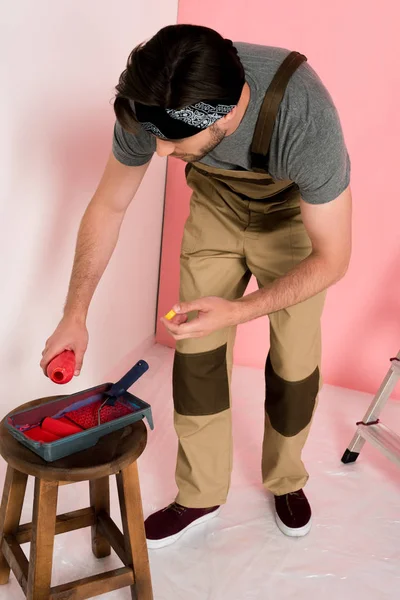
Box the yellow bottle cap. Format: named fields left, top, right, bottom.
left=165, top=310, right=177, bottom=321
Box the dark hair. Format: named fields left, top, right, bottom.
left=114, top=24, right=245, bottom=133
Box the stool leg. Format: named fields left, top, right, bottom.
left=117, top=463, right=153, bottom=600
left=89, top=477, right=111, bottom=558
left=27, top=479, right=58, bottom=600
left=0, top=467, right=28, bottom=584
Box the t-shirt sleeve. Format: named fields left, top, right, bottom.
left=286, top=107, right=351, bottom=204
left=112, top=120, right=156, bottom=166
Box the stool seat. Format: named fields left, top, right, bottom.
left=0, top=396, right=153, bottom=599
left=0, top=396, right=147, bottom=482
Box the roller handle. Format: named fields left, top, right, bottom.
left=47, top=350, right=76, bottom=384
left=106, top=359, right=149, bottom=403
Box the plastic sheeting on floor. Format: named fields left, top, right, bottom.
left=0, top=344, right=399, bottom=599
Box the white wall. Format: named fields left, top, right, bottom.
left=0, top=1, right=178, bottom=408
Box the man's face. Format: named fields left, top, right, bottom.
left=155, top=122, right=226, bottom=163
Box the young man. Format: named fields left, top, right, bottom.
left=41, top=25, right=351, bottom=549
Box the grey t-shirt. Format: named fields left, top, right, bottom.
left=113, top=43, right=350, bottom=204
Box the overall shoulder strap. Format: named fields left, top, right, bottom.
left=250, top=51, right=307, bottom=173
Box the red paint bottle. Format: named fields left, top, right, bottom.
left=47, top=350, right=76, bottom=384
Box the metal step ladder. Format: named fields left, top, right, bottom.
left=342, top=350, right=400, bottom=467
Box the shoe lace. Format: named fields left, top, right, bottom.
left=288, top=491, right=303, bottom=498
left=164, top=502, right=186, bottom=515
left=285, top=491, right=304, bottom=517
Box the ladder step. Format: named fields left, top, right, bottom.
left=357, top=422, right=400, bottom=467
left=391, top=358, right=400, bottom=375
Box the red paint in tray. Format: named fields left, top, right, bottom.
left=22, top=401, right=134, bottom=443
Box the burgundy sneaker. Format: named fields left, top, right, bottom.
left=274, top=489, right=312, bottom=537
left=145, top=502, right=221, bottom=549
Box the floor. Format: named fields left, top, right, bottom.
left=0, top=344, right=399, bottom=599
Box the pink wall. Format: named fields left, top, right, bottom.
left=157, top=0, right=400, bottom=399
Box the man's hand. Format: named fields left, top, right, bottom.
left=161, top=297, right=240, bottom=340
left=40, top=317, right=88, bottom=376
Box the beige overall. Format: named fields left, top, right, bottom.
left=173, top=52, right=326, bottom=507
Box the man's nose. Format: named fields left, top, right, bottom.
left=156, top=139, right=175, bottom=157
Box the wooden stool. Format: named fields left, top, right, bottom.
left=0, top=396, right=153, bottom=600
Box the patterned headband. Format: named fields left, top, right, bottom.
left=133, top=99, right=237, bottom=140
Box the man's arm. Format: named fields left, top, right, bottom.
left=162, top=186, right=352, bottom=340
left=41, top=152, right=149, bottom=373
left=63, top=152, right=150, bottom=321
left=234, top=185, right=352, bottom=321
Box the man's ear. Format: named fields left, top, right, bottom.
left=221, top=105, right=237, bottom=124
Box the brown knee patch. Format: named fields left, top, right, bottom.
left=173, top=344, right=230, bottom=416
left=265, top=353, right=319, bottom=437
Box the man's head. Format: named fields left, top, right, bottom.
left=114, top=24, right=245, bottom=162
